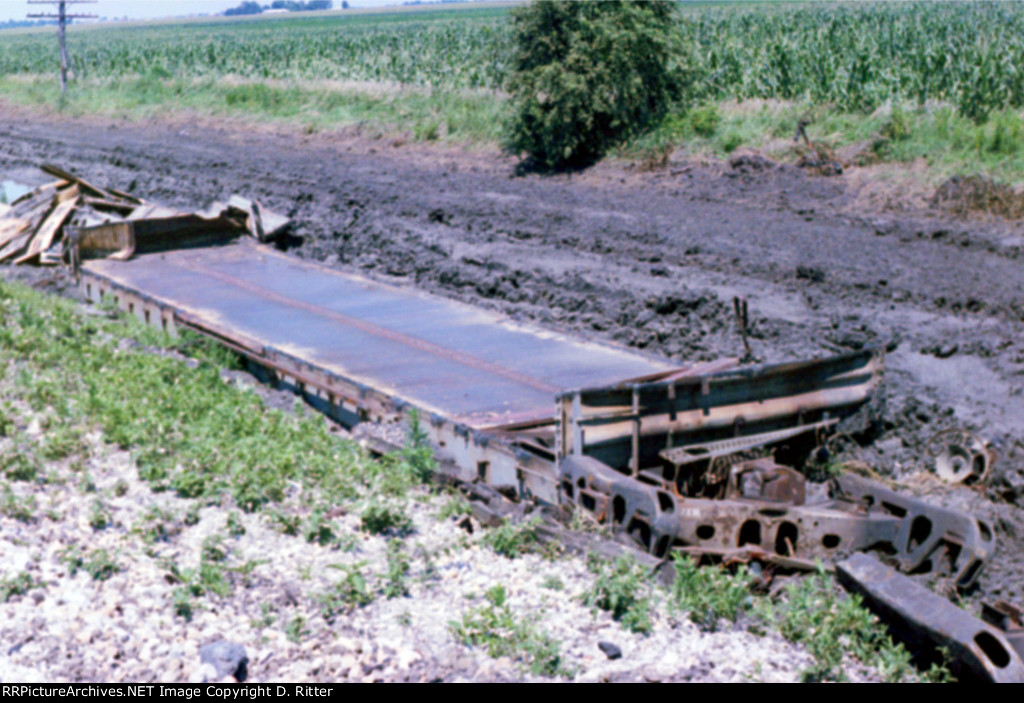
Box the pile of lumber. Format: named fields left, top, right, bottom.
left=0, top=165, right=291, bottom=267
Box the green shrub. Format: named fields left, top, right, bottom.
left=505, top=0, right=684, bottom=170
left=360, top=500, right=412, bottom=536
left=483, top=518, right=541, bottom=559
left=668, top=554, right=752, bottom=631
left=773, top=567, right=918, bottom=682
left=689, top=104, right=720, bottom=137
left=583, top=554, right=652, bottom=634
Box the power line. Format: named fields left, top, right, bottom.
left=26, top=1, right=98, bottom=94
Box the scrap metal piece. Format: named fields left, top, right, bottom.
left=928, top=428, right=994, bottom=484
left=559, top=453, right=994, bottom=586
left=834, top=473, right=995, bottom=589
left=837, top=553, right=1024, bottom=683
left=981, top=601, right=1024, bottom=662
left=660, top=418, right=837, bottom=468
left=733, top=296, right=754, bottom=363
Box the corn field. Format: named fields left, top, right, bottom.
left=0, top=2, right=1020, bottom=121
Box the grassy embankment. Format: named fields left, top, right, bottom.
left=0, top=2, right=1021, bottom=185
left=0, top=276, right=952, bottom=682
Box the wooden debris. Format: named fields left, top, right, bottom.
left=15, top=196, right=78, bottom=265
left=0, top=165, right=293, bottom=267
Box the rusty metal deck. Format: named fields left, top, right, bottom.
left=80, top=240, right=676, bottom=429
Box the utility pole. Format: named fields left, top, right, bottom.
left=26, top=1, right=97, bottom=94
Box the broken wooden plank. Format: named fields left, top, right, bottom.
left=0, top=230, right=34, bottom=262
left=81, top=196, right=139, bottom=214
left=55, top=183, right=80, bottom=204
left=8, top=181, right=62, bottom=217
left=15, top=195, right=78, bottom=265
left=0, top=218, right=30, bottom=250
left=41, top=164, right=123, bottom=202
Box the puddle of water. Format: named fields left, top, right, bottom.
left=0, top=180, right=32, bottom=205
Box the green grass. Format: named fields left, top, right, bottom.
left=450, top=584, right=572, bottom=678
left=626, top=100, right=1024, bottom=185
left=1, top=2, right=1021, bottom=183
left=0, top=571, right=39, bottom=602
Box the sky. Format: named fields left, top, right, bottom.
left=0, top=0, right=398, bottom=23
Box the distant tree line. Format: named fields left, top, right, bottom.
left=0, top=19, right=56, bottom=31
left=225, top=1, right=333, bottom=16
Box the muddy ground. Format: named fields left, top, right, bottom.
left=1, top=109, right=1023, bottom=607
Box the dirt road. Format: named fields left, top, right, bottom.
left=2, top=110, right=1022, bottom=601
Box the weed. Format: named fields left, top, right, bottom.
left=40, top=425, right=88, bottom=461
left=201, top=535, right=228, bottom=563
left=285, top=615, right=309, bottom=644
left=0, top=483, right=36, bottom=522
left=195, top=561, right=232, bottom=598
left=719, top=130, right=744, bottom=154
left=230, top=559, right=267, bottom=588
left=88, top=499, right=111, bottom=530
left=450, top=584, right=571, bottom=678
left=251, top=602, right=276, bottom=630
left=482, top=518, right=541, bottom=559
left=360, top=500, right=412, bottom=536
left=0, top=403, right=16, bottom=437
left=668, top=554, right=753, bottom=631
left=583, top=554, right=652, bottom=635
left=690, top=104, right=721, bottom=137
left=183, top=504, right=200, bottom=526
left=1, top=571, right=39, bottom=602
left=113, top=478, right=129, bottom=497
left=302, top=508, right=337, bottom=546
left=133, top=505, right=179, bottom=544
left=268, top=509, right=300, bottom=536
left=171, top=587, right=195, bottom=620
left=77, top=471, right=96, bottom=494
left=416, top=544, right=439, bottom=588
left=882, top=103, right=912, bottom=142
left=164, top=545, right=234, bottom=620
left=541, top=575, right=564, bottom=591
left=226, top=511, right=246, bottom=537
left=402, top=408, right=437, bottom=483
left=320, top=562, right=373, bottom=620
left=1, top=447, right=39, bottom=482
left=437, top=494, right=472, bottom=521
left=84, top=549, right=121, bottom=581
left=383, top=539, right=410, bottom=599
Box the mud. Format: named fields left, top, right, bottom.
left=1, top=109, right=1023, bottom=605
